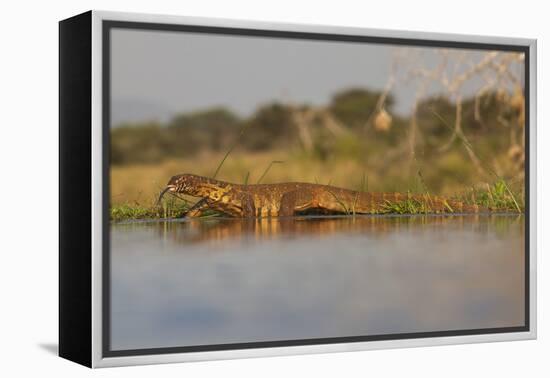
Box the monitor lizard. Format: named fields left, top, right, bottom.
left=157, top=173, right=484, bottom=218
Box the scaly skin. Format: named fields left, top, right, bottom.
left=159, top=173, right=483, bottom=218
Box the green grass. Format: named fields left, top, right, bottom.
left=380, top=196, right=432, bottom=215
left=110, top=197, right=223, bottom=222
left=379, top=179, right=524, bottom=215
left=463, top=179, right=524, bottom=212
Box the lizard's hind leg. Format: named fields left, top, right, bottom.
left=279, top=190, right=314, bottom=217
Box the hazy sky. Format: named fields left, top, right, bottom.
left=111, top=29, right=522, bottom=126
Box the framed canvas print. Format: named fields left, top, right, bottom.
left=59, top=10, right=537, bottom=368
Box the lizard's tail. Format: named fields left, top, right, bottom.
left=318, top=189, right=485, bottom=214
left=408, top=193, right=485, bottom=213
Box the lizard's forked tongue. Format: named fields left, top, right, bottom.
left=155, top=187, right=171, bottom=207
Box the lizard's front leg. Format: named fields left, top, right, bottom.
left=184, top=198, right=210, bottom=217
left=192, top=194, right=253, bottom=218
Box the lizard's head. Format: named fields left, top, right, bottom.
left=156, top=173, right=203, bottom=206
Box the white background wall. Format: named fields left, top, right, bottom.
left=0, top=0, right=546, bottom=376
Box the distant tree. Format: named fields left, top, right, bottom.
left=330, top=88, right=394, bottom=129
left=242, top=103, right=296, bottom=151
left=416, top=92, right=519, bottom=154
left=169, top=108, right=241, bottom=151
left=110, top=122, right=168, bottom=164
left=416, top=97, right=455, bottom=139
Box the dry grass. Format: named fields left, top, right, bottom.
left=111, top=148, right=523, bottom=209
left=110, top=150, right=428, bottom=205
left=110, top=150, right=366, bottom=204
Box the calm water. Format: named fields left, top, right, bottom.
left=110, top=214, right=525, bottom=351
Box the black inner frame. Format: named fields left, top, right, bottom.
left=102, top=20, right=530, bottom=358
